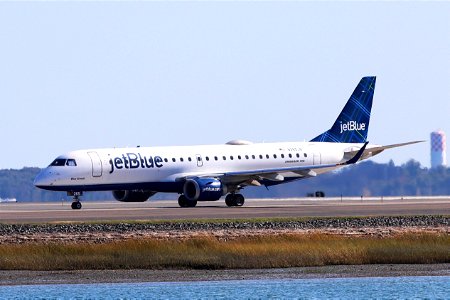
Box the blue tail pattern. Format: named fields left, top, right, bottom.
left=310, top=76, right=376, bottom=143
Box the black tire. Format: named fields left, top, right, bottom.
left=225, top=194, right=235, bottom=207
left=178, top=195, right=197, bottom=208
left=187, top=199, right=197, bottom=207
left=234, top=194, right=245, bottom=206
left=178, top=195, right=188, bottom=207
left=71, top=202, right=82, bottom=209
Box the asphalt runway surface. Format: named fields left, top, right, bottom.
left=0, top=197, right=449, bottom=223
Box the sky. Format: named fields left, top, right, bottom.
left=0, top=1, right=449, bottom=169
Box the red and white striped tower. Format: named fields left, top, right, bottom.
left=430, top=130, right=447, bottom=168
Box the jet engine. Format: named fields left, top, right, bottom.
left=183, top=178, right=226, bottom=201
left=112, top=190, right=156, bottom=202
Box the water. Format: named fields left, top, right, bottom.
left=0, top=276, right=448, bottom=299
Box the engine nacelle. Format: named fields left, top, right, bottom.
left=183, top=178, right=226, bottom=201
left=112, top=190, right=156, bottom=202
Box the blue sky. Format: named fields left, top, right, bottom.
left=1, top=1, right=449, bottom=169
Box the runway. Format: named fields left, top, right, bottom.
left=0, top=197, right=449, bottom=223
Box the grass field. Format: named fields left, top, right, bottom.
left=0, top=232, right=448, bottom=270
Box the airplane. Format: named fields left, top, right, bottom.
left=0, top=198, right=17, bottom=203
left=34, top=76, right=421, bottom=209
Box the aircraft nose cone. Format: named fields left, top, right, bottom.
left=34, top=169, right=54, bottom=188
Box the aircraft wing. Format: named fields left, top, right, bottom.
left=176, top=142, right=369, bottom=186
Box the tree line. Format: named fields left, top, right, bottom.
left=0, top=160, right=449, bottom=202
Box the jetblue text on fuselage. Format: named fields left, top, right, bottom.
left=109, top=153, right=163, bottom=173
left=340, top=121, right=366, bottom=134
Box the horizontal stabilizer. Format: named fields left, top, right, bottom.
left=369, top=140, right=425, bottom=152
left=344, top=140, right=425, bottom=160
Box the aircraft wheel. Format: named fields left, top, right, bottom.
left=178, top=195, right=188, bottom=207
left=187, top=199, right=197, bottom=207
left=225, top=194, right=235, bottom=207
left=71, top=201, right=82, bottom=210
left=178, top=195, right=197, bottom=208
left=225, top=194, right=245, bottom=207
left=234, top=194, right=245, bottom=207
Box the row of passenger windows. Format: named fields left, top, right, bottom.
left=162, top=153, right=307, bottom=163
left=49, top=153, right=307, bottom=167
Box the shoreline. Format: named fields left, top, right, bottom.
left=1, top=215, right=448, bottom=244
left=1, top=264, right=449, bottom=286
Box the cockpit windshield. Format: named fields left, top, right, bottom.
left=50, top=159, right=66, bottom=166
left=66, top=159, right=77, bottom=166
left=49, top=159, right=77, bottom=167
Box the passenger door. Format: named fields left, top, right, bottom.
left=87, top=151, right=103, bottom=177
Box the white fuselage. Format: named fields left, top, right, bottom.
left=34, top=141, right=365, bottom=193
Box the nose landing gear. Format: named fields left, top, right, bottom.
left=68, top=191, right=83, bottom=209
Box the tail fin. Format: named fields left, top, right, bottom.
left=310, top=76, right=376, bottom=143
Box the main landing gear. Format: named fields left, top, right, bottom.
left=68, top=191, right=83, bottom=210
left=177, top=193, right=245, bottom=208
left=225, top=193, right=245, bottom=207
left=178, top=195, right=197, bottom=208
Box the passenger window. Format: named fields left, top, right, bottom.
left=281, top=154, right=285, bottom=158
left=296, top=153, right=300, bottom=158
left=180, top=158, right=184, bottom=162
left=289, top=153, right=292, bottom=158
left=245, top=155, right=249, bottom=159
left=164, top=158, right=168, bottom=163
left=50, top=159, right=67, bottom=167
left=259, top=155, right=263, bottom=159
left=304, top=153, right=308, bottom=157
left=188, top=157, right=192, bottom=162
left=172, top=158, right=176, bottom=162
left=215, top=156, right=218, bottom=161
left=230, top=156, right=234, bottom=160
left=66, top=159, right=77, bottom=166
left=266, top=154, right=269, bottom=159
left=273, top=154, right=277, bottom=159
left=206, top=157, right=210, bottom=161
left=252, top=155, right=256, bottom=159
left=238, top=155, right=242, bottom=160
left=223, top=156, right=226, bottom=160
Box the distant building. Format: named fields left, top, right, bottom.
left=430, top=130, right=447, bottom=168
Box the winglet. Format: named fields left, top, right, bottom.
left=340, top=142, right=369, bottom=165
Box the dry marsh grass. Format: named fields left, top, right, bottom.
left=0, top=233, right=448, bottom=270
